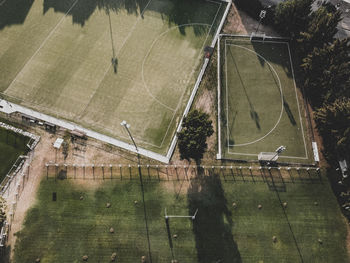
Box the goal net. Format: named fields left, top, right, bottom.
left=258, top=152, right=278, bottom=162
left=250, top=32, right=266, bottom=42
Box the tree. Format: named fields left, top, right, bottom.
left=298, top=4, right=341, bottom=55
left=301, top=38, right=350, bottom=107
left=315, top=98, right=350, bottom=157
left=274, top=0, right=314, bottom=39
left=177, top=109, right=214, bottom=164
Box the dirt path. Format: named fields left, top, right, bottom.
left=223, top=5, right=278, bottom=36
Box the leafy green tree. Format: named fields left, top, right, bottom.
left=301, top=38, right=350, bottom=107
left=274, top=0, right=314, bottom=39
left=298, top=4, right=341, bottom=55
left=315, top=98, right=350, bottom=156
left=177, top=109, right=214, bottom=164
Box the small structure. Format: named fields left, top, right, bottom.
left=44, top=121, right=56, bottom=133
left=21, top=113, right=37, bottom=125
left=53, top=138, right=64, bottom=150
left=339, top=159, right=348, bottom=178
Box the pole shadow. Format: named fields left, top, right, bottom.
left=228, top=48, right=260, bottom=130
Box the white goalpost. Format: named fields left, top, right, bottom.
left=250, top=32, right=266, bottom=42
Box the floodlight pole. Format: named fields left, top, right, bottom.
left=255, top=10, right=266, bottom=34
left=121, top=120, right=138, bottom=152
left=120, top=120, right=152, bottom=263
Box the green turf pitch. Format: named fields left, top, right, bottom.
left=220, top=38, right=311, bottom=162
left=0, top=0, right=226, bottom=154
left=13, top=171, right=348, bottom=262
left=0, top=127, right=29, bottom=183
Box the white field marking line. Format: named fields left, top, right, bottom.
left=224, top=42, right=284, bottom=147
left=112, top=17, right=221, bottom=148
left=224, top=38, right=307, bottom=156
left=225, top=39, right=230, bottom=150
left=5, top=0, right=79, bottom=93
left=0, top=0, right=6, bottom=6
left=226, top=41, right=308, bottom=158
left=206, top=0, right=220, bottom=4
left=81, top=23, right=217, bottom=150
left=141, top=24, right=211, bottom=112
left=158, top=2, right=221, bottom=147
left=231, top=39, right=289, bottom=45
left=77, top=0, right=153, bottom=118
left=226, top=43, right=308, bottom=160
left=217, top=35, right=222, bottom=158
left=141, top=0, right=221, bottom=111
left=287, top=42, right=308, bottom=159
left=101, top=1, right=222, bottom=149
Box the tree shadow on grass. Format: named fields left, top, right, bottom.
left=187, top=167, right=241, bottom=263
left=43, top=0, right=148, bottom=26
left=42, top=0, right=211, bottom=37
left=0, top=0, right=34, bottom=30
left=0, top=245, right=10, bottom=263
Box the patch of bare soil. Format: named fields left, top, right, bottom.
left=223, top=5, right=278, bottom=36
left=223, top=5, right=248, bottom=34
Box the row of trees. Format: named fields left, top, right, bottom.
left=273, top=0, right=350, bottom=159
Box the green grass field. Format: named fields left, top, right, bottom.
left=0, top=127, right=29, bottom=183
left=13, top=170, right=348, bottom=262
left=0, top=0, right=226, bottom=154
left=219, top=37, right=312, bottom=162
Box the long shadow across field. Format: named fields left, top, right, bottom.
left=187, top=167, right=241, bottom=263
left=227, top=47, right=261, bottom=131
left=0, top=0, right=34, bottom=30
left=43, top=0, right=211, bottom=35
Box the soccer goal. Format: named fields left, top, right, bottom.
left=250, top=32, right=266, bottom=42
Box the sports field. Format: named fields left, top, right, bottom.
left=0, top=127, right=29, bottom=183
left=218, top=36, right=312, bottom=162
left=0, top=0, right=227, bottom=154
left=13, top=169, right=348, bottom=262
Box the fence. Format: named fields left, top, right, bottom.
left=45, top=163, right=322, bottom=184
left=0, top=122, right=39, bottom=256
